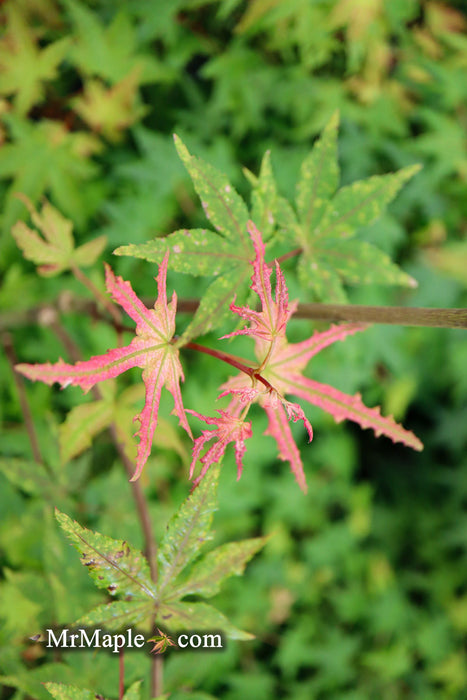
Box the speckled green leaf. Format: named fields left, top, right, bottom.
left=316, top=238, right=418, bottom=287
left=115, top=228, right=241, bottom=276
left=179, top=264, right=251, bottom=344
left=174, top=135, right=249, bottom=246
left=172, top=537, right=267, bottom=599
left=157, top=600, right=253, bottom=640
left=59, top=399, right=114, bottom=464
left=297, top=255, right=346, bottom=303
left=157, top=465, right=220, bottom=595
left=44, top=683, right=97, bottom=700
left=296, top=111, right=339, bottom=232
left=55, top=510, right=156, bottom=600
left=314, top=165, right=421, bottom=240
left=275, top=196, right=302, bottom=245
left=76, top=600, right=154, bottom=631
left=245, top=150, right=278, bottom=240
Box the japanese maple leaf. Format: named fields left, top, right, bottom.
left=218, top=221, right=423, bottom=493
left=187, top=409, right=253, bottom=489
left=16, top=254, right=192, bottom=480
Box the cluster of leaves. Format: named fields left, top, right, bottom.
left=1, top=1, right=466, bottom=699
left=14, top=175, right=422, bottom=492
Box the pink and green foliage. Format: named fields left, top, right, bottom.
left=16, top=254, right=192, bottom=481
left=15, top=218, right=422, bottom=491
left=187, top=409, right=253, bottom=488
left=210, top=221, right=423, bottom=492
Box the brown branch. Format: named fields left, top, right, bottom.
left=2, top=295, right=465, bottom=331
left=293, top=304, right=467, bottom=328
left=2, top=331, right=44, bottom=466
left=119, top=648, right=125, bottom=700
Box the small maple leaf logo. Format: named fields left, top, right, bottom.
left=147, top=628, right=176, bottom=654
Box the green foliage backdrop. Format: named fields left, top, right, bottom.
left=1, top=1, right=466, bottom=698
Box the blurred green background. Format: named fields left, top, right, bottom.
left=1, top=1, right=466, bottom=698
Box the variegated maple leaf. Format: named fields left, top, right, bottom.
left=187, top=408, right=253, bottom=488
left=208, top=220, right=422, bottom=493
left=16, top=254, right=192, bottom=480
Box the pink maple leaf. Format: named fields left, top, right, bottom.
left=186, top=409, right=252, bottom=488
left=218, top=220, right=423, bottom=493
left=16, top=254, right=192, bottom=480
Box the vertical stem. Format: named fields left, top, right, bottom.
left=119, top=648, right=125, bottom=700
left=153, top=656, right=163, bottom=697
left=107, top=424, right=158, bottom=581
left=3, top=332, right=44, bottom=466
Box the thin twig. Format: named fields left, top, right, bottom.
left=119, top=648, right=125, bottom=700
left=293, top=304, right=467, bottom=328
left=2, top=296, right=465, bottom=331
left=2, top=331, right=44, bottom=466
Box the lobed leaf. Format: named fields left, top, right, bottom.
left=314, top=165, right=421, bottom=240
left=55, top=510, right=156, bottom=600
left=44, top=683, right=97, bottom=700
left=225, top=220, right=295, bottom=343
left=245, top=150, right=278, bottom=240
left=16, top=257, right=191, bottom=480
left=262, top=400, right=308, bottom=493
left=297, top=254, right=347, bottom=303
left=115, top=228, right=238, bottom=276
left=11, top=195, right=107, bottom=275
left=187, top=410, right=253, bottom=486
left=313, top=238, right=418, bottom=287
left=156, top=601, right=253, bottom=641
left=173, top=135, right=249, bottom=245
left=170, top=537, right=267, bottom=599
left=285, top=376, right=423, bottom=451
left=59, top=399, right=113, bottom=465
left=179, top=265, right=252, bottom=344
left=296, top=110, right=340, bottom=232
left=157, top=465, right=220, bottom=594
left=76, top=600, right=154, bottom=632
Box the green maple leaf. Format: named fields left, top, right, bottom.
left=277, top=112, right=421, bottom=302
left=64, top=0, right=163, bottom=84
left=51, top=467, right=265, bottom=640
left=11, top=195, right=107, bottom=276
left=115, top=135, right=258, bottom=341
left=71, top=68, right=148, bottom=142
left=58, top=380, right=188, bottom=465
left=0, top=115, right=101, bottom=238
left=45, top=680, right=142, bottom=699
left=0, top=5, right=70, bottom=115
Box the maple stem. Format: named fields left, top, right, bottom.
left=292, top=303, right=467, bottom=328
left=119, top=648, right=125, bottom=700
left=2, top=299, right=466, bottom=330
left=71, top=264, right=122, bottom=326
left=274, top=247, right=303, bottom=265
left=185, top=341, right=276, bottom=392
left=2, top=332, right=45, bottom=467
